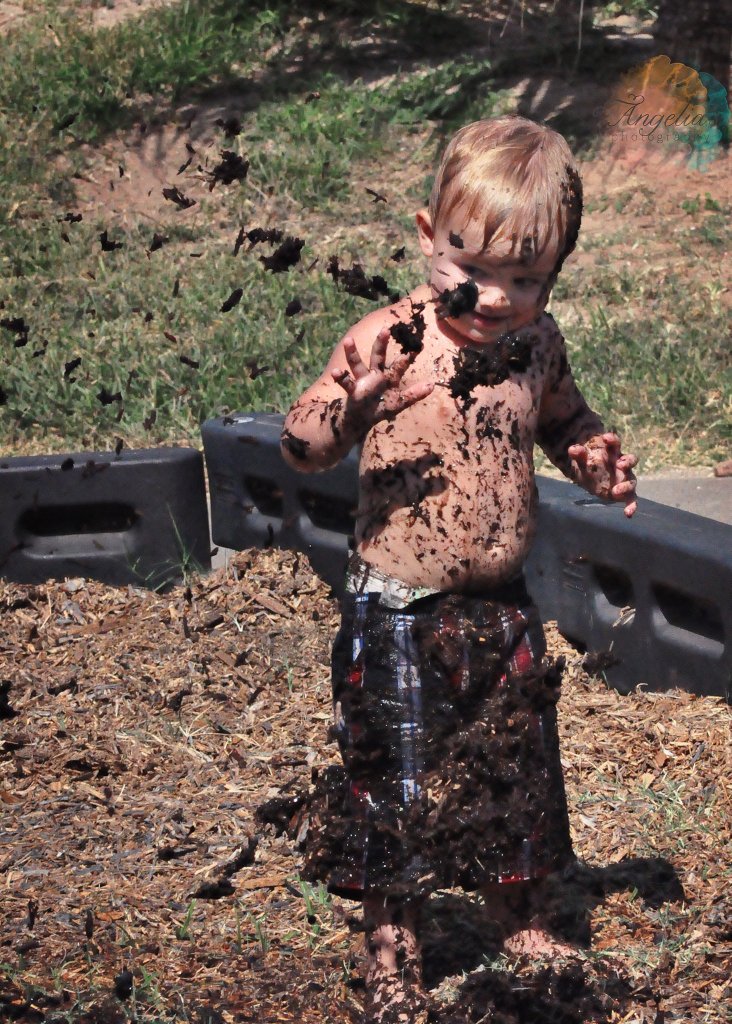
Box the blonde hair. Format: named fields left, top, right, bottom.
left=429, top=116, right=583, bottom=274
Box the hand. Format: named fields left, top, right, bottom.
left=331, top=328, right=434, bottom=427
left=568, top=432, right=638, bottom=518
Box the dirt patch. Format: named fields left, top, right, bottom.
left=91, top=0, right=176, bottom=31
left=64, top=99, right=257, bottom=225
left=0, top=1, right=25, bottom=36
left=0, top=0, right=175, bottom=36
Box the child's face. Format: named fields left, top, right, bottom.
left=417, top=205, right=559, bottom=346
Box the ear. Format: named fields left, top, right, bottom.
left=415, top=208, right=434, bottom=259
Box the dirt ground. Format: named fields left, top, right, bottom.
left=1, top=548, right=730, bottom=1023
left=0, top=0, right=175, bottom=35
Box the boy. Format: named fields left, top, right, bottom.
left=280, top=116, right=637, bottom=1022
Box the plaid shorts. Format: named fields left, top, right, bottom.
left=306, top=570, right=574, bottom=901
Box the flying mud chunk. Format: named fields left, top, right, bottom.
left=162, top=185, right=196, bottom=209
left=327, top=256, right=399, bottom=303
left=207, top=151, right=250, bottom=190
left=260, top=236, right=305, bottom=273
left=436, top=279, right=479, bottom=319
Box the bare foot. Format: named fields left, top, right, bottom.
left=366, top=972, right=428, bottom=1023
left=482, top=879, right=583, bottom=958
left=364, top=898, right=426, bottom=1023
left=503, top=924, right=577, bottom=957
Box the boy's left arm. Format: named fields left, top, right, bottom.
left=537, top=319, right=638, bottom=518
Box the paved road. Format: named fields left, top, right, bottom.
left=636, top=473, right=731, bottom=526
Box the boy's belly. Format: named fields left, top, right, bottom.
left=354, top=453, right=538, bottom=591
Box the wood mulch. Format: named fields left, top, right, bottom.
left=1, top=548, right=730, bottom=1023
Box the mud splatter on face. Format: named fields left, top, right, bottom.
left=519, top=233, right=538, bottom=264
left=436, top=279, right=479, bottom=319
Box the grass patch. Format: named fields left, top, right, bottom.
left=0, top=1, right=728, bottom=466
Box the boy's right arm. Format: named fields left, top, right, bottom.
left=280, top=315, right=434, bottom=473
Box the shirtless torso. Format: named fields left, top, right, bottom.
left=282, top=283, right=605, bottom=592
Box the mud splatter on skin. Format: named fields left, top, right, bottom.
left=389, top=302, right=427, bottom=355
left=475, top=406, right=503, bottom=442
left=519, top=232, right=539, bottom=264
left=535, top=320, right=605, bottom=474
left=280, top=428, right=310, bottom=460
left=358, top=453, right=447, bottom=543
left=449, top=333, right=533, bottom=410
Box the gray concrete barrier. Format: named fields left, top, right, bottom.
left=202, top=413, right=732, bottom=701
left=0, top=447, right=210, bottom=591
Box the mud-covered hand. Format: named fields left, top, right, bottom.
left=567, top=432, right=638, bottom=518
left=331, top=327, right=433, bottom=430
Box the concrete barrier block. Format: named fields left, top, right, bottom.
left=526, top=477, right=731, bottom=700
left=0, top=447, right=210, bottom=591
left=202, top=414, right=357, bottom=590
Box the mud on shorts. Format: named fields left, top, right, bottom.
left=302, top=560, right=575, bottom=901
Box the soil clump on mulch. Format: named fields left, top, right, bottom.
left=1, top=548, right=730, bottom=1022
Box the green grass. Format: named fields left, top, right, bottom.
left=0, top=0, right=729, bottom=466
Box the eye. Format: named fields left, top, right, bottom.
left=514, top=277, right=541, bottom=289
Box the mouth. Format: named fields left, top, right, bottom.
left=469, top=312, right=509, bottom=328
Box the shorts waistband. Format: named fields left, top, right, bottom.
left=345, top=552, right=527, bottom=610
left=345, top=552, right=442, bottom=609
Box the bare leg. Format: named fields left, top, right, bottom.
left=363, top=895, right=425, bottom=1023
left=482, top=879, right=578, bottom=957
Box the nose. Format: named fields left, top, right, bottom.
left=478, top=283, right=510, bottom=312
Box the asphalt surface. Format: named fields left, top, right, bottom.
left=636, top=473, right=731, bottom=526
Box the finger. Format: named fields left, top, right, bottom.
left=611, top=480, right=636, bottom=498
left=616, top=453, right=638, bottom=471
left=390, top=381, right=435, bottom=411
left=383, top=351, right=413, bottom=385
left=342, top=337, right=370, bottom=380
left=567, top=443, right=588, bottom=465
left=331, top=368, right=355, bottom=395
left=624, top=497, right=637, bottom=518
left=378, top=387, right=433, bottom=421
left=369, top=328, right=390, bottom=373
left=602, top=432, right=621, bottom=451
